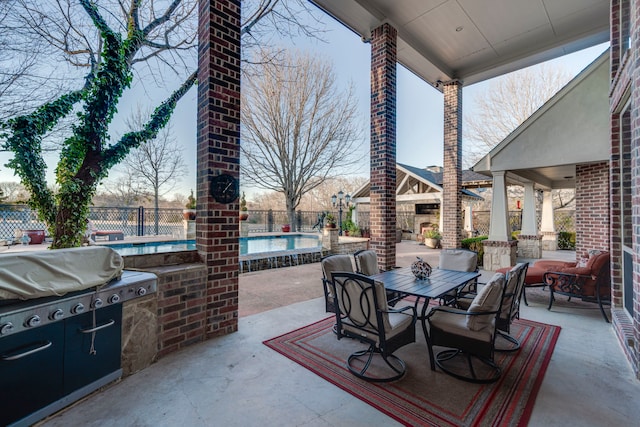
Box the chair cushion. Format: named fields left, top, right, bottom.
left=429, top=308, right=493, bottom=342
left=533, top=260, right=576, bottom=271
left=498, top=265, right=545, bottom=285
left=466, top=272, right=505, bottom=331
left=355, top=250, right=379, bottom=276
left=322, top=255, right=354, bottom=281
left=439, top=249, right=477, bottom=272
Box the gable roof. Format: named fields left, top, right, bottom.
left=471, top=50, right=609, bottom=190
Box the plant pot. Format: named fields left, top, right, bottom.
left=281, top=224, right=291, bottom=232
left=183, top=209, right=196, bottom=220
left=239, top=212, right=249, bottom=221
left=326, top=223, right=336, bottom=229
left=424, top=238, right=440, bottom=249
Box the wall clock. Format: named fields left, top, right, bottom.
left=210, top=173, right=239, bottom=203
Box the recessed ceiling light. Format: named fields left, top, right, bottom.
left=563, top=176, right=573, bottom=179
left=455, top=26, right=464, bottom=32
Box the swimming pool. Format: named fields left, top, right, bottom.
left=109, top=234, right=321, bottom=256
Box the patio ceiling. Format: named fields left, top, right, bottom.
left=309, top=0, right=609, bottom=87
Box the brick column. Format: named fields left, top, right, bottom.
left=442, top=81, right=463, bottom=249
left=370, top=23, right=397, bottom=271
left=575, top=162, right=609, bottom=257
left=197, top=0, right=240, bottom=337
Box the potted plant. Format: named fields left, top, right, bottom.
left=183, top=190, right=197, bottom=220
left=239, top=192, right=249, bottom=221
left=281, top=224, right=291, bottom=232
left=325, top=213, right=336, bottom=229
left=423, top=227, right=442, bottom=249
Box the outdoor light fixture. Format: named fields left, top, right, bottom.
left=331, top=190, right=351, bottom=236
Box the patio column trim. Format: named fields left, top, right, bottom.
left=196, top=0, right=241, bottom=337
left=488, top=171, right=510, bottom=241
left=521, top=182, right=537, bottom=235
left=369, top=23, right=397, bottom=271
left=540, top=190, right=557, bottom=251
left=442, top=80, right=463, bottom=249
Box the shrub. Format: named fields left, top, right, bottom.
left=461, top=235, right=488, bottom=267
left=557, top=231, right=576, bottom=250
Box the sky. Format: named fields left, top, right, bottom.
left=0, top=5, right=609, bottom=200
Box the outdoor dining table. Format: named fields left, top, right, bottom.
left=370, top=267, right=481, bottom=369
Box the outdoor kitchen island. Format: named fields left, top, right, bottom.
left=0, top=247, right=157, bottom=427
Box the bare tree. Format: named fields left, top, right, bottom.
left=0, top=0, right=325, bottom=247
left=464, top=64, right=572, bottom=167
left=241, top=50, right=365, bottom=231
left=0, top=181, right=28, bottom=202
left=99, top=175, right=147, bottom=207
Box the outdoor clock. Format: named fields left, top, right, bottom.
left=210, top=173, right=239, bottom=203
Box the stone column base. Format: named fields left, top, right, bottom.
left=517, top=234, right=542, bottom=258
left=541, top=231, right=558, bottom=251
left=482, top=240, right=518, bottom=271
left=322, top=227, right=339, bottom=253
left=183, top=220, right=196, bottom=239
left=240, top=221, right=249, bottom=237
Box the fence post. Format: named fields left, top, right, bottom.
left=267, top=209, right=273, bottom=232
left=137, top=206, right=144, bottom=236
left=296, top=211, right=302, bottom=231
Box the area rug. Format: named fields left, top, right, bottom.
left=264, top=317, right=560, bottom=427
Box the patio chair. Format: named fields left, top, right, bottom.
left=543, top=251, right=611, bottom=322
left=354, top=249, right=402, bottom=305
left=426, top=272, right=507, bottom=383
left=321, top=254, right=354, bottom=313
left=454, top=263, right=528, bottom=352
left=330, top=272, right=417, bottom=382
left=438, top=248, right=479, bottom=305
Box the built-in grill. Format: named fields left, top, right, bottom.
left=0, top=247, right=157, bottom=427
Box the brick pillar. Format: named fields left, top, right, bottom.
left=575, top=162, right=609, bottom=258
left=197, top=0, right=240, bottom=337
left=442, top=81, right=463, bottom=249
left=369, top=23, right=397, bottom=271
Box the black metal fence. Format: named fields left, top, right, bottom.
left=0, top=205, right=184, bottom=241
left=0, top=204, right=575, bottom=241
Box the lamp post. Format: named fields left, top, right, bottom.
left=331, top=190, right=351, bottom=236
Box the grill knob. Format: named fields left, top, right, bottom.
left=136, top=287, right=147, bottom=296
left=25, top=315, right=41, bottom=328
left=92, top=298, right=104, bottom=309
left=0, top=322, right=14, bottom=335
left=108, top=294, right=121, bottom=304
left=49, top=309, right=64, bottom=321
left=72, top=303, right=85, bottom=314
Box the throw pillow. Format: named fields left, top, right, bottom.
left=466, top=272, right=505, bottom=331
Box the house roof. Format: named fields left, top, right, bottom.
left=309, top=0, right=609, bottom=87
left=351, top=163, right=485, bottom=202
left=471, top=50, right=610, bottom=190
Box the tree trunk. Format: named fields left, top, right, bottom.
left=50, top=188, right=94, bottom=248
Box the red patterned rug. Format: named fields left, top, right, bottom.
left=264, top=316, right=560, bottom=427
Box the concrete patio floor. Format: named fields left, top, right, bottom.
left=38, top=241, right=640, bottom=426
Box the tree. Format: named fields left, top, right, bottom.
left=464, top=64, right=572, bottom=167
left=241, top=50, right=365, bottom=231
left=0, top=0, right=323, bottom=248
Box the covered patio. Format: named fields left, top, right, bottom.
left=41, top=242, right=640, bottom=426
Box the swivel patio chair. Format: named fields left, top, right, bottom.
left=426, top=272, right=507, bottom=383
left=454, top=263, right=528, bottom=352
left=330, top=272, right=417, bottom=382
left=321, top=254, right=354, bottom=313
left=438, top=248, right=479, bottom=306
left=354, top=249, right=402, bottom=305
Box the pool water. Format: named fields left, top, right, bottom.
left=110, top=234, right=321, bottom=256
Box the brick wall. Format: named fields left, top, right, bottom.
left=574, top=162, right=610, bottom=257
left=442, top=81, right=463, bottom=249
left=197, top=0, right=241, bottom=338
left=369, top=23, right=397, bottom=271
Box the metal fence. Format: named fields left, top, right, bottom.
left=0, top=205, right=575, bottom=241
left=0, top=205, right=184, bottom=240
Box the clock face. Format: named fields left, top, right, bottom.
left=210, top=174, right=239, bottom=204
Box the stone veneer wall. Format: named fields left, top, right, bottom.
left=482, top=240, right=517, bottom=272
left=517, top=234, right=542, bottom=258
left=442, top=81, right=463, bottom=249
left=369, top=23, right=397, bottom=271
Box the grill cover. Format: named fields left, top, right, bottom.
left=0, top=246, right=124, bottom=300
